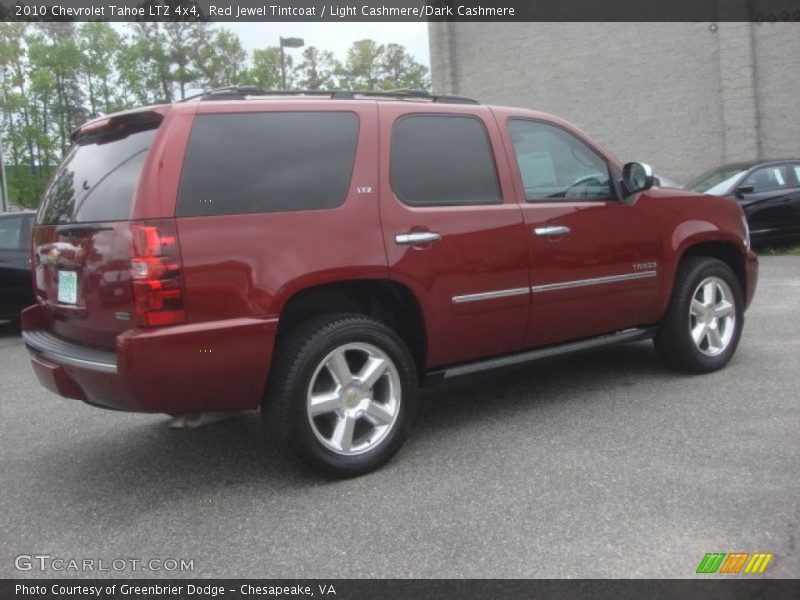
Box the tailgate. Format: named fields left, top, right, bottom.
left=33, top=221, right=135, bottom=349
left=31, top=110, right=163, bottom=349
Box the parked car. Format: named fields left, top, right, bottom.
left=654, top=173, right=682, bottom=189
left=0, top=210, right=35, bottom=322
left=22, top=88, right=757, bottom=477
left=686, top=160, right=800, bottom=246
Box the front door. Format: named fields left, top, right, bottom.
left=500, top=117, right=662, bottom=348
left=378, top=104, right=530, bottom=368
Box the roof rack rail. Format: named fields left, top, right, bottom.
left=182, top=85, right=479, bottom=105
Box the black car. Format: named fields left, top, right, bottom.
left=686, top=160, right=800, bottom=246
left=0, top=211, right=35, bottom=321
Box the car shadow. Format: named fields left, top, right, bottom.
left=34, top=340, right=670, bottom=513
left=0, top=319, right=21, bottom=338
left=418, top=340, right=667, bottom=422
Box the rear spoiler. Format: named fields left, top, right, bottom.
left=71, top=107, right=168, bottom=145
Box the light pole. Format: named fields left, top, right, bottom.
left=0, top=139, right=8, bottom=213
left=279, top=36, right=304, bottom=91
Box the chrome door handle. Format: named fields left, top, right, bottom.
left=395, top=231, right=442, bottom=245
left=534, top=225, right=571, bottom=237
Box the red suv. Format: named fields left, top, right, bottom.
left=22, top=88, right=758, bottom=477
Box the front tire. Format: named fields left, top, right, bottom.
left=655, top=257, right=744, bottom=373
left=263, top=313, right=418, bottom=478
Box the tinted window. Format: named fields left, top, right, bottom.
left=792, top=165, right=800, bottom=184
left=508, top=120, right=612, bottom=201
left=177, top=112, right=359, bottom=217
left=742, top=166, right=791, bottom=193
left=0, top=216, right=22, bottom=250
left=390, top=115, right=500, bottom=206
left=38, top=127, right=156, bottom=224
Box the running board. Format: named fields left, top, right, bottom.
left=425, top=327, right=658, bottom=384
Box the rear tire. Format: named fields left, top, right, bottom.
left=263, top=313, right=418, bottom=478
left=654, top=257, right=744, bottom=373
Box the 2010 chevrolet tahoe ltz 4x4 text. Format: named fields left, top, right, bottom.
left=22, top=88, right=758, bottom=477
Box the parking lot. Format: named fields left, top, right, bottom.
left=1, top=256, right=798, bottom=579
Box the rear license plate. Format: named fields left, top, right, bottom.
left=57, top=270, right=78, bottom=305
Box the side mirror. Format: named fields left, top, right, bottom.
left=621, top=162, right=655, bottom=198
left=734, top=184, right=755, bottom=199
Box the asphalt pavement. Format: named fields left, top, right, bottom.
left=1, top=256, right=798, bottom=579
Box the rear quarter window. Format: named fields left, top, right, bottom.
left=176, top=112, right=359, bottom=217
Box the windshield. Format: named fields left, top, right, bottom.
left=686, top=166, right=748, bottom=193
left=37, top=126, right=157, bottom=225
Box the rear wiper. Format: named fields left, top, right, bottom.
left=55, top=224, right=114, bottom=236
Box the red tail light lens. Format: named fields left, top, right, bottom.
left=130, top=220, right=185, bottom=327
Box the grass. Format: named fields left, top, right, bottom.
left=757, top=245, right=800, bottom=256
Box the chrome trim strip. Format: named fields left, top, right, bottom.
left=437, top=327, right=656, bottom=380
left=531, top=270, right=657, bottom=293
left=23, top=330, right=118, bottom=374
left=452, top=287, right=530, bottom=304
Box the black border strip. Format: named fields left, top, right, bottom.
left=2, top=1, right=800, bottom=23
left=3, top=579, right=800, bottom=600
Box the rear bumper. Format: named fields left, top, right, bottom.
left=21, top=304, right=278, bottom=413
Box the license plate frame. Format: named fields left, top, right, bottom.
left=57, top=270, right=78, bottom=305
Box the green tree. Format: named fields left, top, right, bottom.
left=242, top=47, right=285, bottom=90
left=340, top=39, right=384, bottom=90
left=294, top=46, right=338, bottom=90
left=0, top=23, right=429, bottom=208
left=77, top=22, right=124, bottom=117
left=379, top=43, right=429, bottom=90
left=0, top=23, right=38, bottom=206
left=124, top=23, right=173, bottom=102
left=338, top=39, right=429, bottom=91
left=31, top=24, right=87, bottom=155
left=196, top=28, right=246, bottom=89
left=164, top=22, right=213, bottom=99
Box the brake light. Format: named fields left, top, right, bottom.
left=130, top=220, right=185, bottom=327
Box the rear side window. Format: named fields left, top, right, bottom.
left=177, top=112, right=359, bottom=217
left=741, top=166, right=791, bottom=193
left=390, top=115, right=500, bottom=206
left=38, top=127, right=157, bottom=224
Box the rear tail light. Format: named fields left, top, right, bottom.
left=130, top=220, right=185, bottom=327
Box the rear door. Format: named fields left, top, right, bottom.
left=378, top=104, right=529, bottom=368
left=789, top=165, right=800, bottom=238
left=738, top=165, right=797, bottom=242
left=0, top=213, right=34, bottom=316
left=32, top=111, right=163, bottom=348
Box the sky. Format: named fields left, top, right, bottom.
left=112, top=22, right=430, bottom=67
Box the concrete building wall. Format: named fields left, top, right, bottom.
left=428, top=22, right=799, bottom=184
left=753, top=23, right=800, bottom=160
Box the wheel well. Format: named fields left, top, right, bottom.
left=680, top=241, right=746, bottom=294
left=276, top=280, right=427, bottom=374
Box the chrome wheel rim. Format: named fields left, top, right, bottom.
left=306, top=342, right=401, bottom=456
left=689, top=276, right=736, bottom=357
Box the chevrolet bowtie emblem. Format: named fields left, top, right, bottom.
left=42, top=247, right=61, bottom=265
